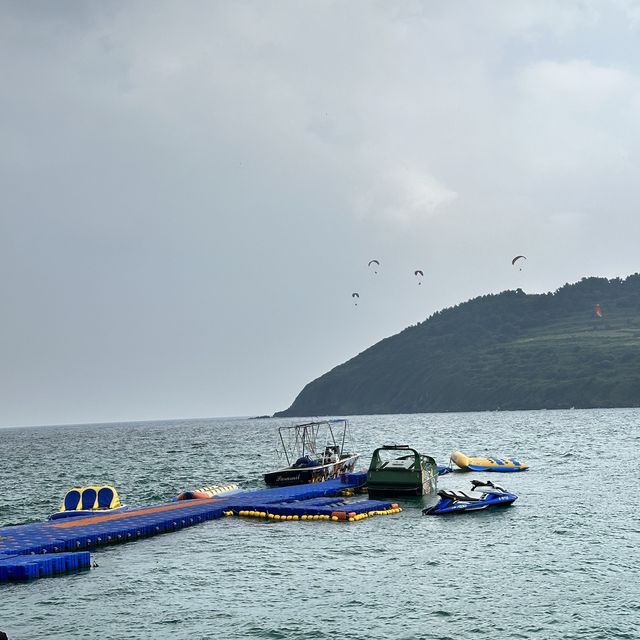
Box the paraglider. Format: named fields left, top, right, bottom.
left=512, top=255, right=527, bottom=271
left=594, top=303, right=603, bottom=318
left=352, top=292, right=360, bottom=306
left=414, top=270, right=424, bottom=285
left=368, top=259, right=380, bottom=274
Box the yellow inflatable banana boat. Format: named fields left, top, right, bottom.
left=450, top=451, right=528, bottom=472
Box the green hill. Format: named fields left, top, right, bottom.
left=275, top=275, right=640, bottom=416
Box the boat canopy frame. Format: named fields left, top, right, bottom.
left=276, top=419, right=353, bottom=467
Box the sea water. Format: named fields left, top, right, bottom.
left=0, top=409, right=638, bottom=639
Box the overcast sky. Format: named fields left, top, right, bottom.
left=2, top=1, right=640, bottom=426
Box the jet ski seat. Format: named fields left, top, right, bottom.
left=470, top=480, right=506, bottom=493
left=437, top=489, right=482, bottom=502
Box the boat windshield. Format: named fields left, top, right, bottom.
left=369, top=447, right=420, bottom=471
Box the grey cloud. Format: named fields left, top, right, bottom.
left=1, top=1, right=639, bottom=425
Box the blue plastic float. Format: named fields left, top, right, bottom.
left=0, top=552, right=91, bottom=581
left=0, top=472, right=400, bottom=583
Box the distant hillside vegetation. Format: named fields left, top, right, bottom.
left=275, top=275, right=640, bottom=416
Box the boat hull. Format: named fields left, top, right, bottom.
left=423, top=492, right=516, bottom=515
left=367, top=484, right=427, bottom=498
left=264, top=455, right=359, bottom=487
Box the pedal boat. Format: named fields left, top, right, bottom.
left=450, top=450, right=528, bottom=472
left=48, top=485, right=128, bottom=521
left=367, top=445, right=438, bottom=498
left=422, top=480, right=517, bottom=515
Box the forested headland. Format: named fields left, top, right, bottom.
left=275, top=275, right=640, bottom=416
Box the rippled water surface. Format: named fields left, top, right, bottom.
left=1, top=409, right=639, bottom=639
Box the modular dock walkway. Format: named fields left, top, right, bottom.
left=0, top=473, right=400, bottom=583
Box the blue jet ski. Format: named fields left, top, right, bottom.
left=422, top=480, right=517, bottom=515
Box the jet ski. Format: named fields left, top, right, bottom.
left=422, top=480, right=517, bottom=515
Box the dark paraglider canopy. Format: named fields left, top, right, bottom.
left=352, top=292, right=360, bottom=306
left=414, top=269, right=424, bottom=285
left=512, top=255, right=527, bottom=270
left=368, top=259, right=380, bottom=274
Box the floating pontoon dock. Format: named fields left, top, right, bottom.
left=0, top=473, right=400, bottom=583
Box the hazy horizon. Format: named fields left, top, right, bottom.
left=2, top=1, right=640, bottom=427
